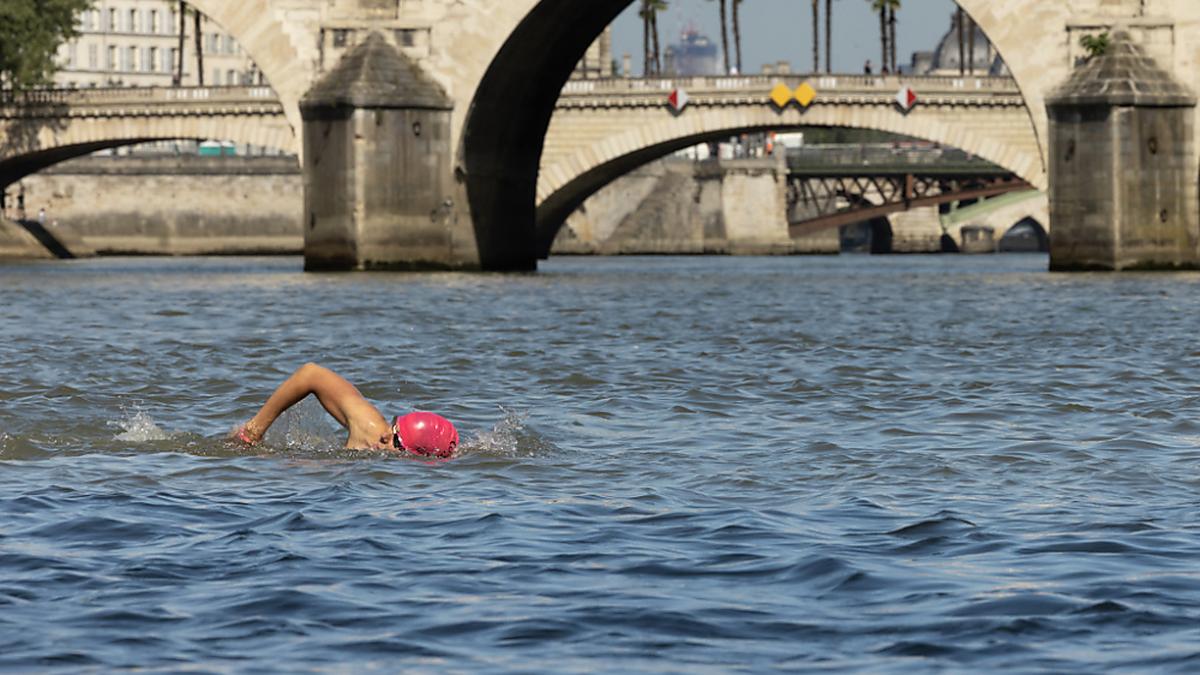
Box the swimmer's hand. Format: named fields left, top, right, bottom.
left=231, top=423, right=262, bottom=445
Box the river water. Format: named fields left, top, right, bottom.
left=2, top=254, right=1199, bottom=672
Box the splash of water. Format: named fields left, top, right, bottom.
left=109, top=406, right=173, bottom=442
left=462, top=407, right=558, bottom=458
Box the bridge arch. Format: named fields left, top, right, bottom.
left=184, top=1, right=309, bottom=136
left=459, top=0, right=1048, bottom=268
left=0, top=94, right=295, bottom=187
left=534, top=102, right=1043, bottom=254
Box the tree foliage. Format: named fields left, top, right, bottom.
left=1079, top=32, right=1111, bottom=60
left=0, top=0, right=93, bottom=91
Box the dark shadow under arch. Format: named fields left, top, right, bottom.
left=461, top=0, right=630, bottom=270
left=0, top=136, right=299, bottom=190
left=0, top=139, right=160, bottom=189
left=998, top=216, right=1048, bottom=252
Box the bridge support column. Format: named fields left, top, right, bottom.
left=299, top=33, right=471, bottom=271
left=717, top=157, right=796, bottom=254
left=1047, top=33, right=1200, bottom=271
left=889, top=207, right=946, bottom=253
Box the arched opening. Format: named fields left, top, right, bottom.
left=537, top=120, right=1028, bottom=257
left=0, top=139, right=158, bottom=189
left=840, top=218, right=894, bottom=254
left=2, top=136, right=300, bottom=257
left=463, top=0, right=1040, bottom=267
left=998, top=216, right=1048, bottom=252
left=461, top=1, right=629, bottom=270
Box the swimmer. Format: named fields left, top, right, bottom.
left=233, top=362, right=458, bottom=457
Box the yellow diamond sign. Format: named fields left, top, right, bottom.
left=770, top=83, right=793, bottom=108
left=794, top=83, right=817, bottom=107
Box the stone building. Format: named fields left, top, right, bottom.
left=54, top=0, right=262, bottom=89
left=575, top=27, right=615, bottom=79
left=664, top=28, right=721, bottom=77
left=909, top=12, right=1008, bottom=76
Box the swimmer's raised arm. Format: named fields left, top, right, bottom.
left=234, top=362, right=389, bottom=446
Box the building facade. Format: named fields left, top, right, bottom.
left=909, top=12, right=1008, bottom=76
left=664, top=28, right=721, bottom=77
left=55, top=1, right=262, bottom=89
left=574, top=27, right=614, bottom=78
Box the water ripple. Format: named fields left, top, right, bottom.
left=1, top=255, right=1199, bottom=671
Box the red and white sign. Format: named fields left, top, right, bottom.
left=668, top=88, right=689, bottom=112
left=895, top=86, right=917, bottom=111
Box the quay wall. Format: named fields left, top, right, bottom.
left=0, top=220, right=53, bottom=259
left=552, top=157, right=812, bottom=255
left=8, top=155, right=303, bottom=256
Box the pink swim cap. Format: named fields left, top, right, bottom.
left=394, top=412, right=459, bottom=458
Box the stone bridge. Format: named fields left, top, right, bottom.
left=4, top=0, right=1199, bottom=269
left=0, top=75, right=1037, bottom=240
left=0, top=87, right=292, bottom=187
left=539, top=74, right=1037, bottom=254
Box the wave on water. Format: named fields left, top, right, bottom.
left=460, top=408, right=558, bottom=458
left=108, top=405, right=173, bottom=442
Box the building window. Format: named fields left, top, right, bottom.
left=212, top=69, right=221, bottom=85
left=227, top=69, right=236, bottom=85
left=147, top=47, right=157, bottom=72
left=395, top=29, right=416, bottom=47
left=332, top=29, right=350, bottom=48
left=88, top=44, right=98, bottom=70
left=107, top=45, right=117, bottom=71
left=123, top=46, right=135, bottom=71
left=104, top=9, right=116, bottom=32
left=163, top=48, right=175, bottom=74
left=127, top=9, right=138, bottom=33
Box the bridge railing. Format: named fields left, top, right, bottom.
left=561, top=74, right=1020, bottom=97
left=785, top=144, right=1011, bottom=177
left=0, top=86, right=279, bottom=106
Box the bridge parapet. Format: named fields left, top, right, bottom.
left=558, top=75, right=1024, bottom=109
left=0, top=87, right=283, bottom=116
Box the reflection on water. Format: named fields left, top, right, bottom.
left=2, top=254, right=1200, bottom=671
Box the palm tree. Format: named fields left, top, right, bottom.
left=732, top=0, right=744, bottom=74
left=639, top=0, right=653, bottom=74
left=651, top=0, right=667, bottom=74
left=825, top=0, right=833, bottom=74
left=886, top=0, right=899, bottom=73
left=811, top=0, right=820, bottom=72
left=639, top=0, right=668, bottom=76
left=870, top=0, right=887, bottom=72
left=710, top=0, right=731, bottom=74
left=193, top=7, right=204, bottom=85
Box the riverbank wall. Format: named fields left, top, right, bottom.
left=551, top=157, right=834, bottom=255
left=8, top=155, right=303, bottom=256
left=0, top=219, right=53, bottom=259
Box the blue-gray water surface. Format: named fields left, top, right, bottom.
left=2, top=254, right=1199, bottom=673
